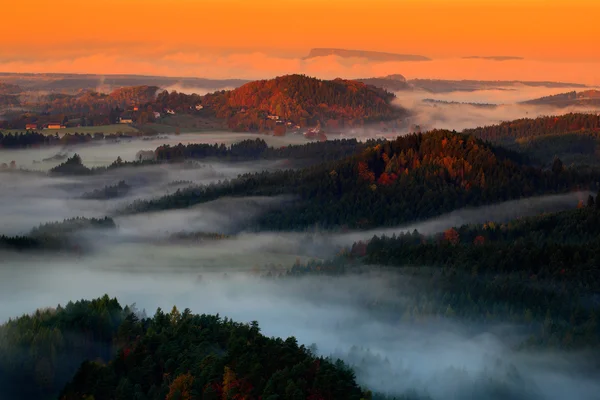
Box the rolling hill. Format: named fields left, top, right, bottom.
left=521, top=90, right=600, bottom=107
left=123, top=129, right=597, bottom=230
left=201, top=74, right=407, bottom=131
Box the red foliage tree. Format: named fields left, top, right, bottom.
left=444, top=228, right=460, bottom=245
left=358, top=162, right=375, bottom=183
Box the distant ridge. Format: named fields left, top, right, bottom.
left=357, top=74, right=410, bottom=91
left=463, top=56, right=524, bottom=61
left=305, top=48, right=431, bottom=62
left=354, top=76, right=588, bottom=93
left=521, top=90, right=600, bottom=107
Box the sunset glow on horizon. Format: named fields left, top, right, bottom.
left=2, top=0, right=599, bottom=83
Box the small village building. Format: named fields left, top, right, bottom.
left=25, top=124, right=37, bottom=130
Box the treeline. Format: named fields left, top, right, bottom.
left=0, top=217, right=116, bottom=251
left=0, top=130, right=59, bottom=148
left=461, top=113, right=600, bottom=168
left=81, top=180, right=131, bottom=200
left=0, top=130, right=155, bottom=150
left=510, top=131, right=600, bottom=167
left=0, top=295, right=376, bottom=400
left=154, top=138, right=373, bottom=163
left=123, top=130, right=599, bottom=230
left=0, top=296, right=133, bottom=399
left=50, top=154, right=158, bottom=176
left=463, top=113, right=600, bottom=144
left=308, top=205, right=600, bottom=351
left=47, top=139, right=372, bottom=178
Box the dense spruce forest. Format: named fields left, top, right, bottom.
left=123, top=130, right=598, bottom=230
left=0, top=296, right=380, bottom=400
left=154, top=138, right=374, bottom=163
left=463, top=113, right=600, bottom=166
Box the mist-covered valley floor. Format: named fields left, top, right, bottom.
left=1, top=140, right=599, bottom=399
left=2, top=84, right=600, bottom=399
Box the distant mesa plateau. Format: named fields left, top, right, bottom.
left=304, top=48, right=431, bottom=62
left=462, top=56, right=525, bottom=61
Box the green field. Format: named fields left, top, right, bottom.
left=4, top=124, right=141, bottom=136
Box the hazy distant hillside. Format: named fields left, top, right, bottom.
left=352, top=76, right=588, bottom=93
left=202, top=74, right=405, bottom=131
left=462, top=56, right=524, bottom=61
left=408, top=79, right=588, bottom=93
left=521, top=90, right=600, bottom=107
left=421, top=99, right=498, bottom=108
left=0, top=82, right=22, bottom=94
left=108, top=85, right=159, bottom=105
left=357, top=74, right=411, bottom=91
left=463, top=113, right=600, bottom=167
left=305, top=48, right=431, bottom=61
left=0, top=72, right=248, bottom=95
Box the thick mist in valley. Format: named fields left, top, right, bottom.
left=1, top=147, right=597, bottom=399
left=2, top=84, right=600, bottom=399
left=392, top=85, right=600, bottom=132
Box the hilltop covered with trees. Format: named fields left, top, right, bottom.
left=201, top=74, right=405, bottom=131
left=463, top=113, right=600, bottom=144
left=1, top=75, right=406, bottom=132
left=289, top=204, right=600, bottom=354
left=521, top=90, right=600, bottom=107
left=0, top=296, right=375, bottom=400
left=0, top=217, right=116, bottom=252
left=124, top=130, right=597, bottom=230
left=463, top=113, right=600, bottom=167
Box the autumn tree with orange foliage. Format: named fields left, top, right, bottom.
left=167, top=373, right=195, bottom=400
left=357, top=161, right=375, bottom=183
left=444, top=228, right=460, bottom=245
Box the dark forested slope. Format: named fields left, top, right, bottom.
left=0, top=296, right=370, bottom=400
left=124, top=130, right=597, bottom=230
left=462, top=113, right=600, bottom=167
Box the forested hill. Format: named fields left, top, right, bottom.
left=462, top=113, right=600, bottom=167
left=291, top=205, right=600, bottom=353
left=521, top=90, right=600, bottom=107
left=201, top=74, right=405, bottom=131
left=124, top=130, right=597, bottom=230
left=463, top=113, right=600, bottom=143
left=0, top=296, right=370, bottom=400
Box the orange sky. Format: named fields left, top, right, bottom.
left=1, top=0, right=600, bottom=83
